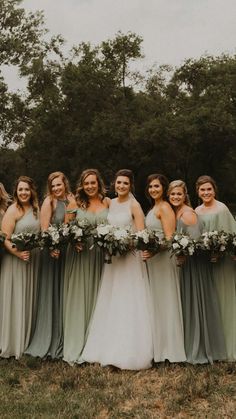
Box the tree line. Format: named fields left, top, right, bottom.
left=0, top=0, right=236, bottom=209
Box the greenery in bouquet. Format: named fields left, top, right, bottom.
left=132, top=228, right=166, bottom=254
left=225, top=232, right=236, bottom=258
left=68, top=219, right=92, bottom=247
left=92, top=223, right=132, bottom=263
left=39, top=223, right=69, bottom=251
left=0, top=231, right=6, bottom=247
left=11, top=232, right=40, bottom=251
left=169, top=232, right=196, bottom=257
left=196, top=230, right=228, bottom=261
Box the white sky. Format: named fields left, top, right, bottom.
left=3, top=0, right=236, bottom=89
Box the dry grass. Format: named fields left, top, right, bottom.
left=0, top=357, right=235, bottom=418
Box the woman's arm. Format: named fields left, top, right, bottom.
left=65, top=196, right=78, bottom=223
left=131, top=200, right=145, bottom=231
left=158, top=202, right=176, bottom=240
left=40, top=196, right=53, bottom=231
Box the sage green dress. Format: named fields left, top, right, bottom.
left=63, top=208, right=108, bottom=365
left=145, top=209, right=186, bottom=362
left=0, top=208, right=40, bottom=358
left=177, top=217, right=226, bottom=364
left=25, top=200, right=67, bottom=358
left=198, top=206, right=236, bottom=361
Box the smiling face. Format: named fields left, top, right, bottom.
left=83, top=174, right=99, bottom=199
left=51, top=176, right=66, bottom=200
left=115, top=176, right=131, bottom=199
left=17, top=181, right=31, bottom=206
left=197, top=182, right=215, bottom=205
left=148, top=178, right=163, bottom=202
left=169, top=186, right=185, bottom=208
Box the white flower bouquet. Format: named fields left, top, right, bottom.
left=11, top=232, right=40, bottom=251
left=39, top=224, right=69, bottom=251
left=68, top=219, right=92, bottom=248
left=169, top=232, right=196, bottom=266
left=225, top=232, right=236, bottom=260
left=132, top=228, right=166, bottom=253
left=196, top=230, right=228, bottom=262
left=92, top=223, right=132, bottom=263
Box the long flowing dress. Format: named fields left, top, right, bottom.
left=198, top=206, right=236, bottom=361
left=63, top=208, right=108, bottom=365
left=177, top=216, right=226, bottom=363
left=81, top=197, right=153, bottom=370
left=0, top=209, right=40, bottom=358
left=25, top=200, right=67, bottom=358
left=145, top=209, right=186, bottom=362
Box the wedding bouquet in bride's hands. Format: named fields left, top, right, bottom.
left=132, top=228, right=166, bottom=254
left=92, top=223, right=132, bottom=263
left=39, top=223, right=69, bottom=251
left=11, top=231, right=40, bottom=251
left=196, top=230, right=228, bottom=262
left=169, top=232, right=196, bottom=266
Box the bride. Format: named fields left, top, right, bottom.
left=81, top=169, right=153, bottom=370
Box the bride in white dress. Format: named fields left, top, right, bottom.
left=81, top=169, right=153, bottom=370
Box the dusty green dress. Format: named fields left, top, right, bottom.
left=198, top=207, right=236, bottom=361
left=63, top=208, right=108, bottom=365
left=177, top=217, right=226, bottom=363
left=0, top=209, right=40, bottom=358
left=25, top=200, right=67, bottom=358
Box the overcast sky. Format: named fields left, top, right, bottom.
left=4, top=0, right=236, bottom=89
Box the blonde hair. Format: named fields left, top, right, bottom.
left=0, top=183, right=11, bottom=212
left=168, top=180, right=192, bottom=207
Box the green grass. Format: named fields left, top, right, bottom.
left=0, top=358, right=235, bottom=418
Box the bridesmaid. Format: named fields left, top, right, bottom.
left=195, top=175, right=236, bottom=361
left=63, top=168, right=109, bottom=365
left=25, top=171, right=75, bottom=358
left=0, top=176, right=40, bottom=358
left=81, top=169, right=153, bottom=370
left=142, top=174, right=186, bottom=363
left=168, top=180, right=226, bottom=363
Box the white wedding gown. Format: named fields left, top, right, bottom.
left=81, top=197, right=153, bottom=370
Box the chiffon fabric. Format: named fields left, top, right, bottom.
left=177, top=216, right=226, bottom=363
left=63, top=208, right=108, bottom=365
left=81, top=197, right=153, bottom=370
left=0, top=209, right=40, bottom=358
left=145, top=209, right=186, bottom=362
left=25, top=200, right=67, bottom=358
left=198, top=207, right=236, bottom=361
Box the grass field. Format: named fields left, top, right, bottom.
left=0, top=357, right=235, bottom=418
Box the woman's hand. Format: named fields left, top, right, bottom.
left=18, top=250, right=30, bottom=262
left=141, top=250, right=153, bottom=261
left=175, top=254, right=186, bottom=266
left=50, top=249, right=60, bottom=259
left=75, top=242, right=83, bottom=253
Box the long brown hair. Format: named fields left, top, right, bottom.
left=0, top=183, right=11, bottom=213
left=145, top=173, right=169, bottom=207
left=76, top=169, right=106, bottom=209
left=13, top=176, right=39, bottom=217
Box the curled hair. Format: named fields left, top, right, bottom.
left=113, top=169, right=135, bottom=194
left=195, top=175, right=218, bottom=197
left=13, top=176, right=39, bottom=217
left=76, top=169, right=106, bottom=209
left=0, top=182, right=11, bottom=213
left=145, top=174, right=169, bottom=207
left=168, top=180, right=192, bottom=207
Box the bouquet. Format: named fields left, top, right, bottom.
left=39, top=224, right=69, bottom=251
left=169, top=232, right=196, bottom=266
left=0, top=231, right=6, bottom=247
left=92, top=223, right=132, bottom=263
left=225, top=232, right=236, bottom=260
left=11, top=232, right=40, bottom=251
left=68, top=219, right=92, bottom=248
left=132, top=228, right=166, bottom=254
left=196, top=230, right=228, bottom=262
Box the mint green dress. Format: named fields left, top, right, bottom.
left=198, top=206, right=236, bottom=361
left=63, top=208, right=108, bottom=365
left=177, top=217, right=226, bottom=364
left=25, top=200, right=67, bottom=359
left=0, top=209, right=40, bottom=358
left=145, top=209, right=186, bottom=362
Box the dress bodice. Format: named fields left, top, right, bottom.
left=51, top=200, right=67, bottom=225
left=198, top=207, right=236, bottom=233
left=107, top=198, right=133, bottom=227
left=14, top=208, right=40, bottom=234
left=145, top=208, right=163, bottom=233
left=76, top=208, right=108, bottom=225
